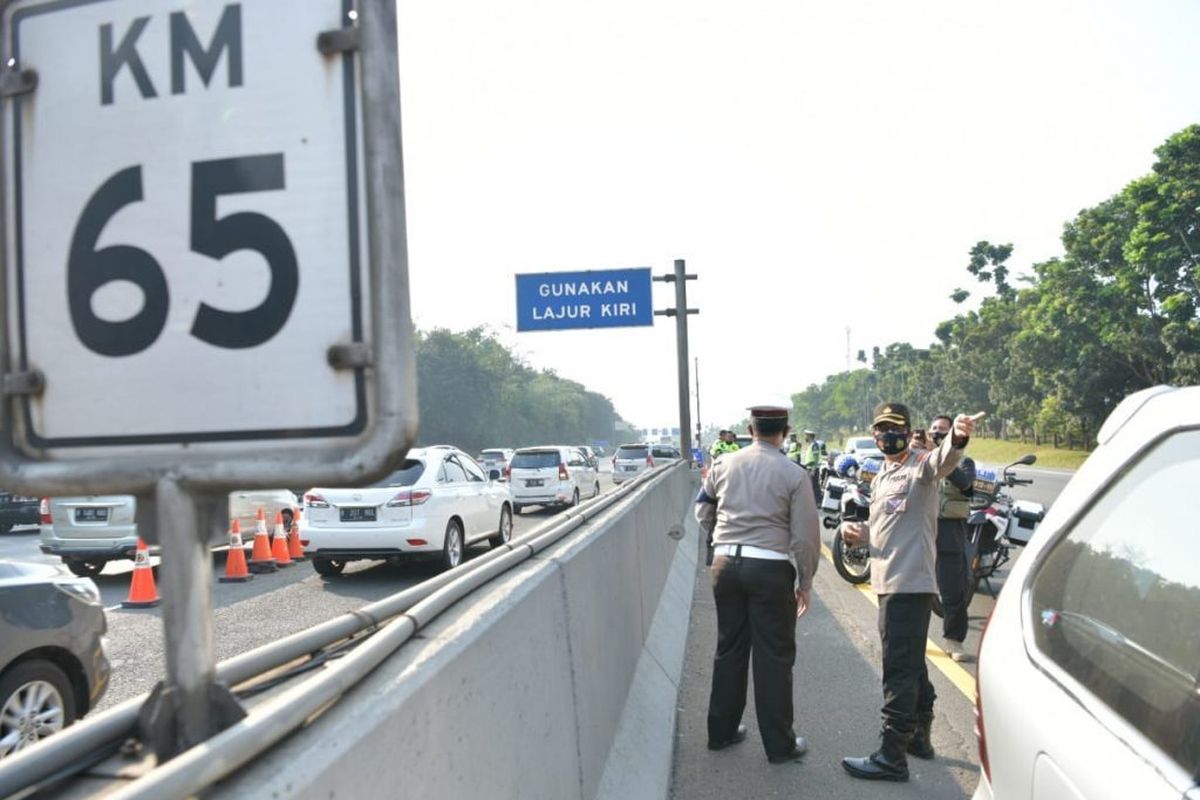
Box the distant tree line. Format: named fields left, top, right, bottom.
left=414, top=327, right=639, bottom=454
left=792, top=124, right=1200, bottom=447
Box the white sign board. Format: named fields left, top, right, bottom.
left=3, top=0, right=371, bottom=456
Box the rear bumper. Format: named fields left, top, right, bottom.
left=304, top=519, right=441, bottom=556
left=39, top=541, right=138, bottom=561
left=510, top=482, right=573, bottom=504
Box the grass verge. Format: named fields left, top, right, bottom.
left=966, top=437, right=1088, bottom=470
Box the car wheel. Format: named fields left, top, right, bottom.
left=65, top=560, right=105, bottom=578
left=0, top=659, right=76, bottom=758
left=0, top=524, right=11, bottom=535
left=440, top=520, right=464, bottom=571
left=512, top=504, right=522, bottom=515
left=488, top=506, right=513, bottom=549
left=281, top=509, right=295, bottom=533
left=312, top=558, right=345, bottom=577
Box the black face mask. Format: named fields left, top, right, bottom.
left=930, top=431, right=948, bottom=445
left=876, top=430, right=910, bottom=455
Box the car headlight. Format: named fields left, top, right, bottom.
left=56, top=579, right=101, bottom=606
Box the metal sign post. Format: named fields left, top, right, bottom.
left=654, top=260, right=698, bottom=458
left=0, top=0, right=417, bottom=758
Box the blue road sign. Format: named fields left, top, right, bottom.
left=516, top=268, right=653, bottom=331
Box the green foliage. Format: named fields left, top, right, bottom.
left=415, top=327, right=636, bottom=454
left=791, top=124, right=1200, bottom=447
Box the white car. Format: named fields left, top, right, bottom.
left=842, top=435, right=883, bottom=462
left=508, top=446, right=600, bottom=513
left=477, top=448, right=515, bottom=476
left=611, top=443, right=652, bottom=484
left=39, top=491, right=297, bottom=577
left=302, top=447, right=513, bottom=576
left=972, top=385, right=1200, bottom=800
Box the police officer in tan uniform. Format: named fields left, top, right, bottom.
left=695, top=406, right=822, bottom=764
left=839, top=402, right=979, bottom=782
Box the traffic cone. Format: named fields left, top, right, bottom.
left=287, top=507, right=306, bottom=561
left=219, top=519, right=253, bottom=583
left=270, top=511, right=292, bottom=567
left=122, top=538, right=161, bottom=608
left=248, top=508, right=277, bottom=574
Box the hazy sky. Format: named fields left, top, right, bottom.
left=394, top=0, right=1200, bottom=436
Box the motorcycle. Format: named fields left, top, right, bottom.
left=828, top=456, right=880, bottom=585
left=964, top=453, right=1045, bottom=603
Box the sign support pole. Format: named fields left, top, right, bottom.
left=138, top=479, right=244, bottom=760
left=654, top=259, right=698, bottom=458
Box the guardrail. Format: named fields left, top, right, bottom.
left=0, top=461, right=691, bottom=799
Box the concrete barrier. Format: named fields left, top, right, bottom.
left=218, top=464, right=698, bottom=799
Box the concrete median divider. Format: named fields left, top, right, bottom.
left=218, top=464, right=699, bottom=799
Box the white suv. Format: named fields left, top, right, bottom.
left=508, top=447, right=599, bottom=513
left=972, top=385, right=1200, bottom=800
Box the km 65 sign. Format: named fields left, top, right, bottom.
left=1, top=0, right=401, bottom=461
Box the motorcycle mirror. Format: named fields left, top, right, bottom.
left=1017, top=454, right=1037, bottom=466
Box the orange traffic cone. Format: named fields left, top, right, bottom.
left=287, top=507, right=306, bottom=561
left=122, top=538, right=161, bottom=608
left=270, top=511, right=292, bottom=567
left=248, top=508, right=277, bottom=574
left=219, top=519, right=253, bottom=583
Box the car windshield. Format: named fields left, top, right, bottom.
left=370, top=460, right=424, bottom=488
left=511, top=451, right=561, bottom=469
left=479, top=450, right=506, bottom=460
left=616, top=446, right=649, bottom=459
left=848, top=438, right=876, bottom=451
left=651, top=446, right=677, bottom=457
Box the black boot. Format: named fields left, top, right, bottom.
left=907, top=714, right=935, bottom=760
left=842, top=727, right=910, bottom=782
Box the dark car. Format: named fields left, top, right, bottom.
left=0, top=492, right=40, bottom=534
left=0, top=560, right=110, bottom=759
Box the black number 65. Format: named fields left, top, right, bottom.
left=67, top=154, right=299, bottom=356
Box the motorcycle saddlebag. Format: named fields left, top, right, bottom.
left=1005, top=500, right=1045, bottom=546
left=821, top=479, right=845, bottom=513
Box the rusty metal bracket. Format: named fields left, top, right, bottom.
left=2, top=370, right=45, bottom=396
left=0, top=68, right=37, bottom=97
left=317, top=27, right=360, bottom=55
left=327, top=343, right=372, bottom=369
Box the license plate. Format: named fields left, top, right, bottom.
left=623, top=466, right=638, bottom=472
left=75, top=508, right=109, bottom=522
left=525, top=479, right=544, bottom=487
left=339, top=507, right=377, bottom=522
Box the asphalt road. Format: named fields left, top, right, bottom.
left=0, top=475, right=621, bottom=715
left=669, top=461, right=1072, bottom=800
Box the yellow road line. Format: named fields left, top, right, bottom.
left=821, top=544, right=976, bottom=701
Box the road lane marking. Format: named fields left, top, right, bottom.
left=820, top=544, right=977, bottom=702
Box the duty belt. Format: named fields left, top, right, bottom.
left=712, top=543, right=789, bottom=561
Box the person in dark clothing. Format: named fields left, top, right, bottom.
left=928, top=414, right=976, bottom=661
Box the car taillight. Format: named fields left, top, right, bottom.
left=974, top=609, right=995, bottom=784
left=305, top=493, right=330, bottom=509
left=558, top=463, right=569, bottom=481
left=646, top=455, right=655, bottom=467
left=39, top=497, right=52, bottom=525
left=388, top=489, right=431, bottom=507
left=503, top=465, right=511, bottom=480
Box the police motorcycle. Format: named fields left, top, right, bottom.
left=964, top=454, right=1045, bottom=603
left=826, top=454, right=882, bottom=585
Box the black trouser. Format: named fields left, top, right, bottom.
left=708, top=553, right=798, bottom=757
left=878, top=593, right=936, bottom=734
left=935, top=518, right=971, bottom=642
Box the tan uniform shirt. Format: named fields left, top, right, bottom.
left=868, top=435, right=965, bottom=595
left=695, top=441, right=822, bottom=591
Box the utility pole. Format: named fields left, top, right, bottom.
left=654, top=260, right=698, bottom=458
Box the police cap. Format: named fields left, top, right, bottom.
left=747, top=405, right=789, bottom=420
left=872, top=402, right=911, bottom=428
